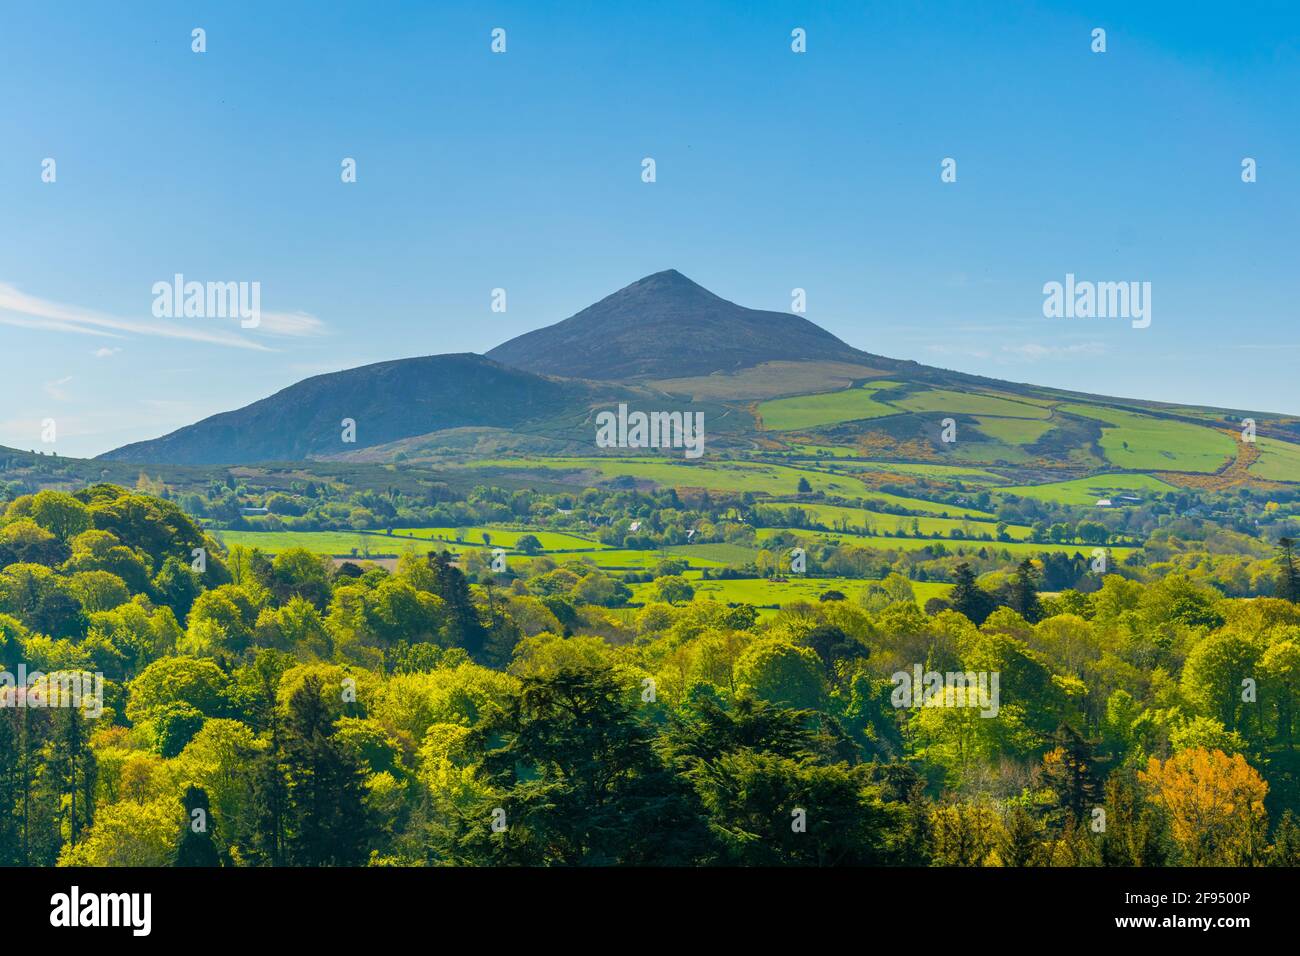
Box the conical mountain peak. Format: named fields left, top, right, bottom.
left=486, top=270, right=867, bottom=380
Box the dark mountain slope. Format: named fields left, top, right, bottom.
left=99, top=354, right=594, bottom=465
left=486, top=269, right=878, bottom=380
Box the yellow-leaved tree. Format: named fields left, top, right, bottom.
left=1138, top=747, right=1268, bottom=866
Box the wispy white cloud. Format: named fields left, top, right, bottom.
left=258, top=311, right=327, bottom=338
left=0, top=313, right=121, bottom=338
left=0, top=282, right=323, bottom=351
left=93, top=347, right=122, bottom=358
left=44, top=376, right=73, bottom=400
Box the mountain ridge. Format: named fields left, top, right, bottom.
left=96, top=270, right=1299, bottom=468
left=100, top=353, right=598, bottom=465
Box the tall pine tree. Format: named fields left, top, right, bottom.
left=427, top=551, right=488, bottom=659
left=950, top=563, right=997, bottom=626
left=1008, top=558, right=1043, bottom=623
left=281, top=676, right=373, bottom=866
left=1277, top=537, right=1300, bottom=604
left=175, top=785, right=220, bottom=866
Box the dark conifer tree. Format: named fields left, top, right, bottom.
left=1277, top=537, right=1300, bottom=604
left=0, top=713, right=20, bottom=865
left=175, top=786, right=220, bottom=866
left=1098, top=772, right=1167, bottom=867
left=1269, top=810, right=1300, bottom=866
left=998, top=804, right=1043, bottom=866
left=51, top=704, right=95, bottom=849
left=281, top=676, right=373, bottom=866
left=248, top=738, right=287, bottom=866
left=949, top=562, right=996, bottom=626
left=1009, top=558, right=1043, bottom=623
left=455, top=666, right=707, bottom=866
left=426, top=551, right=488, bottom=659
left=1042, top=725, right=1100, bottom=825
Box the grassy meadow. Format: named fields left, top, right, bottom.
left=756, top=381, right=902, bottom=430
left=996, top=472, right=1180, bottom=506
left=1250, top=436, right=1300, bottom=481
left=754, top=527, right=1136, bottom=559
left=1059, top=404, right=1237, bottom=473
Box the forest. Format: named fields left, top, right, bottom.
left=2, top=482, right=1298, bottom=867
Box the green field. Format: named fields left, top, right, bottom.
left=214, top=529, right=753, bottom=570
left=779, top=452, right=1008, bottom=482
left=1060, top=404, right=1235, bottom=473
left=390, top=527, right=605, bottom=550
left=469, top=457, right=880, bottom=498
left=557, top=545, right=755, bottom=570
left=997, top=473, right=1178, bottom=506
left=216, top=530, right=426, bottom=557
left=889, top=388, right=1054, bottom=419
left=756, top=382, right=901, bottom=430
left=551, top=549, right=719, bottom=570
left=857, top=511, right=1028, bottom=539
left=761, top=501, right=1028, bottom=539
left=945, top=442, right=1034, bottom=465
left=775, top=499, right=986, bottom=524
left=630, top=575, right=952, bottom=609
left=663, top=543, right=760, bottom=564
left=785, top=443, right=860, bottom=458
left=219, top=527, right=605, bottom=557
left=844, top=461, right=1007, bottom=482
left=754, top=527, right=1136, bottom=558
left=1249, top=437, right=1300, bottom=482
left=787, top=494, right=997, bottom=521
left=972, top=416, right=1056, bottom=445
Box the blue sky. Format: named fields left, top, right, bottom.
left=1, top=1, right=1296, bottom=457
